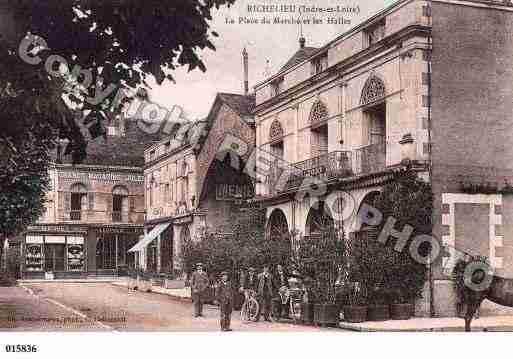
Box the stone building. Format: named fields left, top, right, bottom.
left=21, top=117, right=159, bottom=278
left=133, top=92, right=255, bottom=273
left=251, top=0, right=513, bottom=317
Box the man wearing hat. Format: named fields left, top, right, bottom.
left=216, top=271, right=233, bottom=331
left=257, top=264, right=274, bottom=321
left=240, top=266, right=258, bottom=296
left=191, top=262, right=209, bottom=317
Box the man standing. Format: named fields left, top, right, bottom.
left=216, top=271, right=233, bottom=331
left=274, top=264, right=290, bottom=319
left=191, top=262, right=209, bottom=317
left=257, top=264, right=274, bottom=322
left=240, top=266, right=258, bottom=295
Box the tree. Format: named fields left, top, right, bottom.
left=371, top=169, right=433, bottom=303
left=0, top=0, right=236, bottom=249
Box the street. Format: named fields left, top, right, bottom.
left=0, top=283, right=333, bottom=331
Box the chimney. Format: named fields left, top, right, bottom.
left=299, top=36, right=305, bottom=49
left=242, top=47, right=249, bottom=96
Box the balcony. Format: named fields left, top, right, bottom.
left=112, top=211, right=122, bottom=223
left=269, top=144, right=387, bottom=193
left=70, top=210, right=82, bottom=221
left=354, top=142, right=386, bottom=175
left=280, top=151, right=353, bottom=191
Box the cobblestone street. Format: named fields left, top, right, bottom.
left=0, top=283, right=334, bottom=332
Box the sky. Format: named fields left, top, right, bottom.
left=147, top=0, right=394, bottom=120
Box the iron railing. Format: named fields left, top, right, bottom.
left=112, top=211, right=122, bottom=222
left=70, top=210, right=82, bottom=221
left=282, top=151, right=353, bottom=191
left=353, top=142, right=386, bottom=175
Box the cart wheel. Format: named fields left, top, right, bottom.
left=248, top=297, right=260, bottom=322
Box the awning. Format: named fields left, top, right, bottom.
left=128, top=223, right=171, bottom=252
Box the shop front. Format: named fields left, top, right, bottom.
left=24, top=233, right=86, bottom=279
left=22, top=224, right=143, bottom=279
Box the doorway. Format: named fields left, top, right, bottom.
left=44, top=244, right=65, bottom=271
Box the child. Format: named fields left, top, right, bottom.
left=216, top=271, right=233, bottom=331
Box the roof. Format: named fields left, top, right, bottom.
left=279, top=47, right=320, bottom=73
left=217, top=92, right=255, bottom=118
left=59, top=118, right=161, bottom=168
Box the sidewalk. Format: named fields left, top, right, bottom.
left=111, top=280, right=192, bottom=303
left=112, top=279, right=513, bottom=331
left=339, top=316, right=513, bottom=332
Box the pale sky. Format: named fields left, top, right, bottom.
left=148, top=0, right=394, bottom=119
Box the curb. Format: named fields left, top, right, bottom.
left=111, top=282, right=194, bottom=303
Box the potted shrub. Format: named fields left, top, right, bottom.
left=296, top=223, right=346, bottom=327
left=342, top=282, right=368, bottom=323
left=389, top=288, right=415, bottom=320
left=367, top=286, right=391, bottom=321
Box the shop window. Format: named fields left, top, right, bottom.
left=67, top=243, right=84, bottom=271
left=25, top=243, right=43, bottom=272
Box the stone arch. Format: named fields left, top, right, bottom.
left=309, top=100, right=329, bottom=124
left=112, top=185, right=129, bottom=196
left=266, top=208, right=290, bottom=241
left=305, top=201, right=334, bottom=237
left=360, top=75, right=386, bottom=105
left=70, top=182, right=87, bottom=193
left=269, top=119, right=284, bottom=142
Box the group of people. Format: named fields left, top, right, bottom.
left=189, top=262, right=298, bottom=331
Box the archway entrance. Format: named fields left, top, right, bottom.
left=266, top=209, right=289, bottom=241
left=305, top=201, right=334, bottom=239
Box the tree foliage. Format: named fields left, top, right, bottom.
left=0, top=0, right=235, bottom=242
left=353, top=170, right=433, bottom=304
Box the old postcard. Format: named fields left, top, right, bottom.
left=1, top=0, right=513, bottom=356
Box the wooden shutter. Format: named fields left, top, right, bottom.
left=64, top=192, right=71, bottom=211
left=88, top=193, right=94, bottom=211
left=129, top=196, right=135, bottom=212
left=106, top=194, right=113, bottom=213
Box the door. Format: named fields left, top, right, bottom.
left=44, top=244, right=65, bottom=271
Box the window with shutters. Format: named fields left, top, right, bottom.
left=309, top=100, right=329, bottom=158
left=112, top=185, right=128, bottom=222
left=70, top=183, right=87, bottom=221
left=311, top=52, right=328, bottom=75
left=364, top=19, right=386, bottom=47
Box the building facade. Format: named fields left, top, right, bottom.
left=136, top=92, right=255, bottom=274
left=21, top=118, right=158, bottom=278
left=252, top=0, right=513, bottom=317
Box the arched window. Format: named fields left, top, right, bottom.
left=309, top=100, right=329, bottom=124
left=360, top=75, right=386, bottom=106
left=305, top=201, right=334, bottom=238
left=269, top=120, right=284, bottom=143
left=112, top=185, right=129, bottom=222
left=309, top=100, right=329, bottom=157
left=70, top=183, right=87, bottom=220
